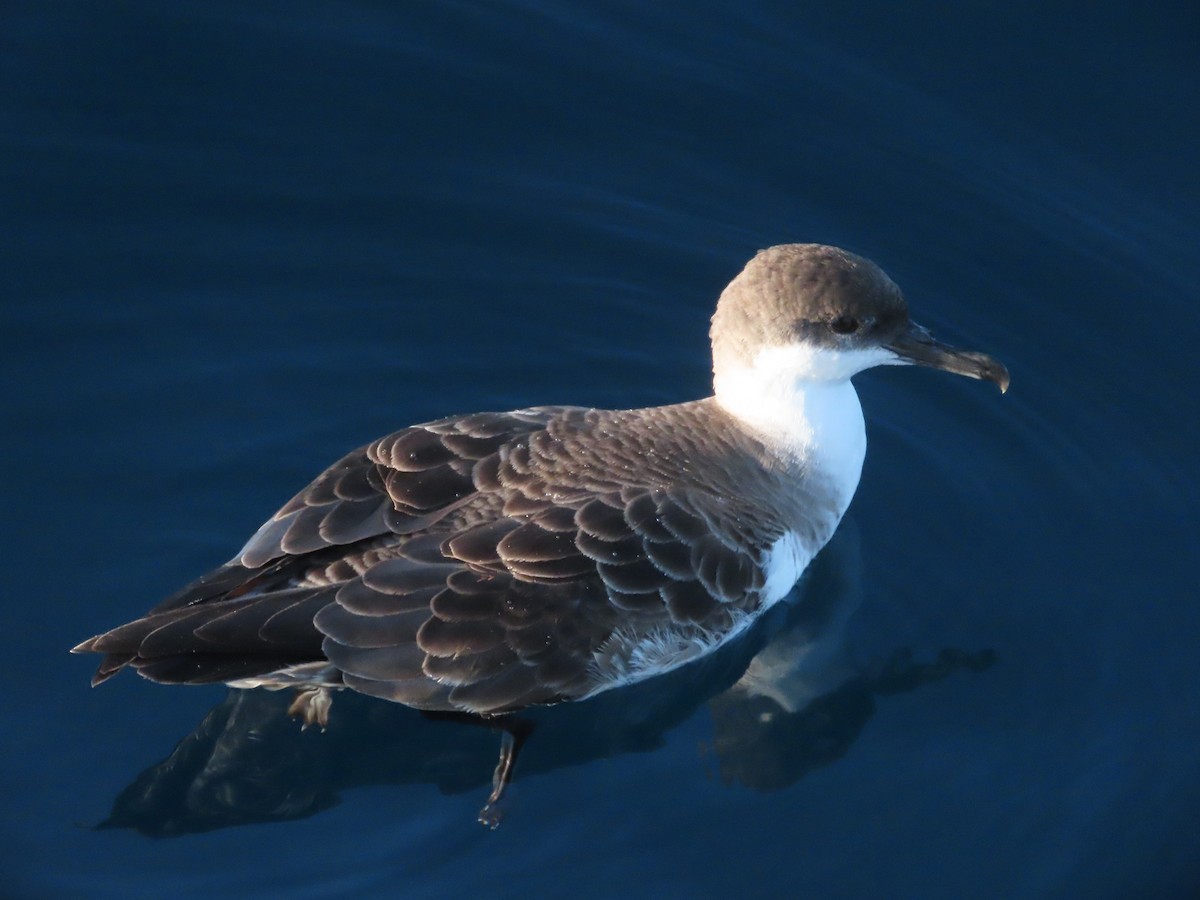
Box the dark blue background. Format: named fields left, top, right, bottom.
left=3, top=2, right=1198, bottom=896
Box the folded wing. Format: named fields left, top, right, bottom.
left=76, top=406, right=770, bottom=714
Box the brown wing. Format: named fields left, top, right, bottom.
left=77, top=405, right=771, bottom=713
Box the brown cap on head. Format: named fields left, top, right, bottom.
left=710, top=244, right=909, bottom=376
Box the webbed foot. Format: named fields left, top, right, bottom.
left=287, top=686, right=332, bottom=730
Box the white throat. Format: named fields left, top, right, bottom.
left=713, top=342, right=894, bottom=511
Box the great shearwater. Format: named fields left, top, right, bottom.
left=74, top=243, right=1007, bottom=823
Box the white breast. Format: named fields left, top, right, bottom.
left=713, top=342, right=881, bottom=518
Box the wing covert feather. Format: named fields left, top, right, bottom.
left=236, top=409, right=566, bottom=569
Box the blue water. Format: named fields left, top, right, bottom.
left=4, top=2, right=1199, bottom=896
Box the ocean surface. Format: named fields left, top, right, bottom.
left=3, top=2, right=1198, bottom=897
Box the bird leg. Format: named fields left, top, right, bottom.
left=479, top=721, right=534, bottom=828
left=421, top=711, right=535, bottom=828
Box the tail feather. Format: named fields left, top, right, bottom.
left=91, top=653, right=136, bottom=687
left=74, top=588, right=332, bottom=687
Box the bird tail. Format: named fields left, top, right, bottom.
left=72, top=587, right=332, bottom=687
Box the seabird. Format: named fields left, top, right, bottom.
left=74, top=243, right=1007, bottom=823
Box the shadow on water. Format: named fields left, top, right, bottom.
left=98, top=525, right=994, bottom=837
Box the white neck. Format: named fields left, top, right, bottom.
left=713, top=343, right=891, bottom=512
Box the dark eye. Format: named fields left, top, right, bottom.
left=830, top=316, right=860, bottom=335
